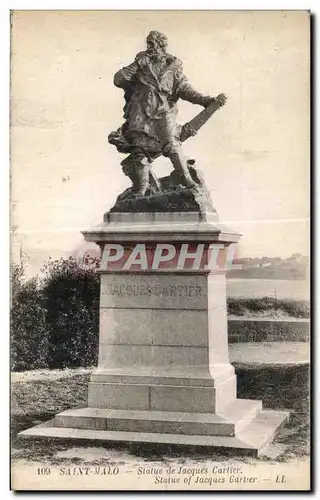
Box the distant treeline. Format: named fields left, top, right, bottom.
left=227, top=254, right=309, bottom=280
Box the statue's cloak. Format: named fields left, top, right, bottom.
left=109, top=52, right=185, bottom=155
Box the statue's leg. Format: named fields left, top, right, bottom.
left=161, top=114, right=197, bottom=188
left=135, top=156, right=150, bottom=196
left=131, top=153, right=150, bottom=196
left=165, top=143, right=197, bottom=188
left=121, top=151, right=150, bottom=196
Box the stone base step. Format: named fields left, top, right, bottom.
left=18, top=409, right=289, bottom=457
left=53, top=399, right=262, bottom=437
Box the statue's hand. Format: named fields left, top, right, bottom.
left=216, top=93, right=227, bottom=107
left=202, top=93, right=227, bottom=108
left=202, top=96, right=215, bottom=107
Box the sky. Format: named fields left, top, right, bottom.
left=10, top=10, right=310, bottom=275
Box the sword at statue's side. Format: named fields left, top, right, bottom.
left=148, top=93, right=227, bottom=164
left=180, top=93, right=227, bottom=142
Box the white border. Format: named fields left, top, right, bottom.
left=4, top=1, right=315, bottom=9
left=2, top=2, right=316, bottom=498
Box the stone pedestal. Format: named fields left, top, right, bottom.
left=88, top=271, right=237, bottom=415
left=19, top=212, right=289, bottom=456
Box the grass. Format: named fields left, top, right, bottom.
left=11, top=365, right=310, bottom=465
left=227, top=297, right=310, bottom=319
left=11, top=372, right=90, bottom=464
left=236, top=365, right=310, bottom=460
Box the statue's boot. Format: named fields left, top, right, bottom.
left=170, top=151, right=198, bottom=188
left=134, top=162, right=150, bottom=197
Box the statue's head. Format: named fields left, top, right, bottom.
left=146, top=31, right=168, bottom=59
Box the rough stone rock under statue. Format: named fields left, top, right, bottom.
left=109, top=163, right=216, bottom=215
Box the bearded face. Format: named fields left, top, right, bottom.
left=146, top=35, right=167, bottom=61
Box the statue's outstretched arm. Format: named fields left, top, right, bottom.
left=175, top=68, right=214, bottom=107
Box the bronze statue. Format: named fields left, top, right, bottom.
left=109, top=31, right=227, bottom=198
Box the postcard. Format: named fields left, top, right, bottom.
left=10, top=10, right=310, bottom=491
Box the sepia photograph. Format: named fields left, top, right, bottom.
left=10, top=9, right=310, bottom=491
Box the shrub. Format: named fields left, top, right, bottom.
left=11, top=264, right=48, bottom=371
left=227, top=297, right=310, bottom=318
left=39, top=257, right=100, bottom=369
